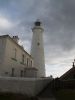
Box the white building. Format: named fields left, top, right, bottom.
left=31, top=20, right=45, bottom=77
left=0, top=35, right=37, bottom=77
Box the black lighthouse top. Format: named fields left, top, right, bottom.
left=34, top=20, right=41, bottom=26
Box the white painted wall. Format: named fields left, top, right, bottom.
left=0, top=36, right=35, bottom=77
left=0, top=37, right=6, bottom=75
left=31, top=24, right=45, bottom=77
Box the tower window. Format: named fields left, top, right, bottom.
left=37, top=42, right=40, bottom=46
left=35, top=21, right=41, bottom=26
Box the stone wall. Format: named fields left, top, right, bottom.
left=0, top=77, right=52, bottom=96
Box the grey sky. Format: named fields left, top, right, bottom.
left=0, top=0, right=75, bottom=77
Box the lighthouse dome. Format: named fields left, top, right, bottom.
left=34, top=19, right=41, bottom=26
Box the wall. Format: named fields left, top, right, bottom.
left=1, top=36, right=34, bottom=77
left=24, top=68, right=37, bottom=78
left=0, top=77, right=52, bottom=96
left=0, top=37, right=6, bottom=75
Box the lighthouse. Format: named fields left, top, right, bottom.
left=31, top=20, right=45, bottom=77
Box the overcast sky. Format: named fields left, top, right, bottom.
left=0, top=0, right=75, bottom=77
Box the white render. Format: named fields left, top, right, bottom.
left=31, top=21, right=45, bottom=77
left=0, top=35, right=36, bottom=77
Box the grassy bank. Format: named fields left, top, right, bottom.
left=55, top=89, right=75, bottom=100
left=0, top=92, right=31, bottom=100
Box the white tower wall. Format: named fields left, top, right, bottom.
left=31, top=21, right=45, bottom=77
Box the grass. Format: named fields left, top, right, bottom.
left=55, top=89, right=75, bottom=100
left=0, top=92, right=31, bottom=100
left=1, top=90, right=75, bottom=100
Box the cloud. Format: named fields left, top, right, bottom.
left=0, top=0, right=75, bottom=77
left=0, top=16, right=13, bottom=29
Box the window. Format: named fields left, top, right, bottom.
left=27, top=58, right=28, bottom=67
left=14, top=48, right=17, bottom=59
left=74, top=74, right=75, bottom=78
left=20, top=70, right=23, bottom=77
left=24, top=55, right=26, bottom=64
left=11, top=48, right=17, bottom=61
left=22, top=54, right=24, bottom=64
left=31, top=60, right=32, bottom=67
left=11, top=68, right=15, bottom=77
left=5, top=72, right=9, bottom=75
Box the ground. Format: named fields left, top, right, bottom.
left=0, top=92, right=31, bottom=100
left=55, top=89, right=75, bottom=100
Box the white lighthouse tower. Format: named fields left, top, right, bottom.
left=31, top=20, right=45, bottom=77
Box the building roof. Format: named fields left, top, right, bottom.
left=60, top=66, right=75, bottom=80
left=0, top=35, right=33, bottom=59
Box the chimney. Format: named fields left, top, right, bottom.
left=13, top=36, right=19, bottom=43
